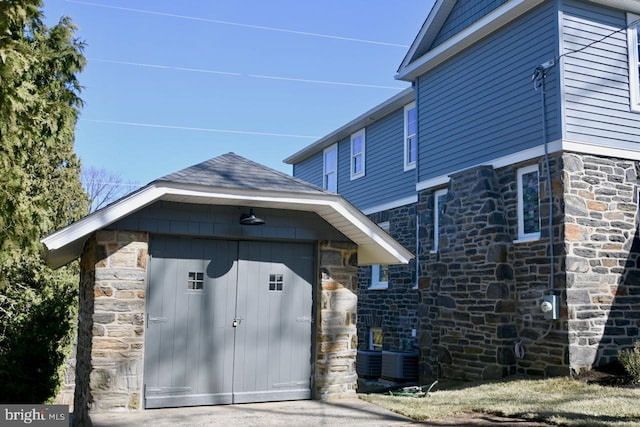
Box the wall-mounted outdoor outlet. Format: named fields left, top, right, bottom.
left=411, top=329, right=417, bottom=338
left=541, top=294, right=559, bottom=320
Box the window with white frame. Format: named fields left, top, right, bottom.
left=350, top=129, right=365, bottom=180
left=404, top=102, right=417, bottom=170
left=370, top=222, right=390, bottom=289
left=433, top=188, right=447, bottom=252
left=323, top=144, right=337, bottom=192
left=369, top=327, right=383, bottom=351
left=517, top=165, right=541, bottom=241
left=628, top=14, right=640, bottom=112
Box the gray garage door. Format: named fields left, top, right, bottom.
left=143, top=236, right=314, bottom=408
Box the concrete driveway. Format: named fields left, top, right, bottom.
left=90, top=399, right=417, bottom=427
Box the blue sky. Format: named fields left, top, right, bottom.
left=43, top=0, right=434, bottom=187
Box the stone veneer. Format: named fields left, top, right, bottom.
left=357, top=206, right=419, bottom=352
left=316, top=241, right=359, bottom=399
left=71, top=233, right=358, bottom=425
left=360, top=151, right=640, bottom=383
left=563, top=153, right=640, bottom=372
left=416, top=154, right=569, bottom=381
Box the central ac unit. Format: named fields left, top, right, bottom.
left=381, top=351, right=418, bottom=382
left=356, top=350, right=382, bottom=379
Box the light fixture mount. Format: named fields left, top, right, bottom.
left=240, top=208, right=266, bottom=225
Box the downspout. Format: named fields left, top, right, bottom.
left=414, top=79, right=420, bottom=291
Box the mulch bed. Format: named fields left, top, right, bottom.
left=575, top=362, right=638, bottom=388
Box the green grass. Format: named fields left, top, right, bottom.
left=359, top=376, right=640, bottom=426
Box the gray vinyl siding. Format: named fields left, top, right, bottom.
left=292, top=154, right=323, bottom=189
left=334, top=108, right=416, bottom=211
left=109, top=201, right=347, bottom=241
left=430, top=0, right=509, bottom=50
left=561, top=0, right=640, bottom=148
left=417, top=1, right=560, bottom=183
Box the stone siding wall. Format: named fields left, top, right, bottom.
left=73, top=234, right=97, bottom=427
left=357, top=205, right=419, bottom=352
left=72, top=229, right=148, bottom=424
left=415, top=155, right=568, bottom=381
left=419, top=166, right=518, bottom=380
left=563, top=153, right=640, bottom=372
left=316, top=240, right=359, bottom=399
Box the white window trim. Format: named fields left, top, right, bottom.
left=432, top=188, right=447, bottom=253
left=628, top=13, right=640, bottom=113
left=516, top=165, right=541, bottom=241
left=370, top=221, right=389, bottom=290
left=369, top=327, right=383, bottom=351
left=404, top=102, right=417, bottom=171
left=350, top=129, right=366, bottom=180
left=323, top=144, right=337, bottom=192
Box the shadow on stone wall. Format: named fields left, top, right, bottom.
left=594, top=226, right=640, bottom=368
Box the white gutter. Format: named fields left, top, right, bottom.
left=41, top=182, right=414, bottom=269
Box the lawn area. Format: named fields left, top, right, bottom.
left=360, top=376, right=640, bottom=426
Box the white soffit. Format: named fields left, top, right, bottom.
left=41, top=183, right=414, bottom=269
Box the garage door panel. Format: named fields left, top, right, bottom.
left=145, top=237, right=313, bottom=408
left=234, top=241, right=313, bottom=402
left=145, top=237, right=237, bottom=408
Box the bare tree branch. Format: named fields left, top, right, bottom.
left=81, top=167, right=140, bottom=212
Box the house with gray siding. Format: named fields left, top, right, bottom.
left=286, top=0, right=640, bottom=382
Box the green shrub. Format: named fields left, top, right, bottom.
left=0, top=261, right=78, bottom=403
left=618, top=341, right=640, bottom=383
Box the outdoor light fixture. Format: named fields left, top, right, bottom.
left=240, top=208, right=265, bottom=225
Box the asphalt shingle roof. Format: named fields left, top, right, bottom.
left=156, top=152, right=328, bottom=195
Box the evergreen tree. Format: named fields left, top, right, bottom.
left=0, top=0, right=88, bottom=402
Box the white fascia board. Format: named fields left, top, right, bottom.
left=586, top=0, right=640, bottom=14
left=41, top=185, right=164, bottom=252
left=361, top=195, right=418, bottom=215
left=42, top=183, right=413, bottom=268
left=396, top=0, right=546, bottom=82
left=397, top=0, right=453, bottom=73
left=324, top=198, right=414, bottom=265
left=415, top=138, right=640, bottom=193
left=416, top=140, right=563, bottom=191
left=284, top=88, right=414, bottom=164
left=164, top=184, right=415, bottom=264
left=165, top=184, right=413, bottom=264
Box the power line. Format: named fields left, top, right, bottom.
left=248, top=74, right=404, bottom=90
left=90, top=59, right=242, bottom=77
left=90, top=58, right=406, bottom=90
left=66, top=0, right=410, bottom=48
left=81, top=119, right=321, bottom=139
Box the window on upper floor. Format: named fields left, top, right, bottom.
left=404, top=102, right=417, bottom=171
left=370, top=222, right=390, bottom=290
left=323, top=144, right=337, bottom=192
left=517, top=165, right=541, bottom=241
left=433, top=188, right=447, bottom=252
left=628, top=14, right=640, bottom=112
left=350, top=129, right=365, bottom=180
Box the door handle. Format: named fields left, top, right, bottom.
left=232, top=317, right=243, bottom=327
